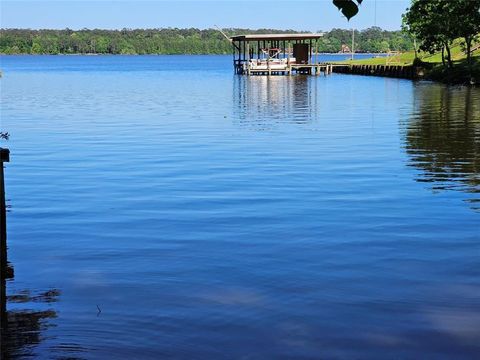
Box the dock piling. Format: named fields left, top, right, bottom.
left=0, top=148, right=9, bottom=280
left=0, top=147, right=10, bottom=350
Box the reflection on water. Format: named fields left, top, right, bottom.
left=405, top=85, right=480, bottom=210
left=0, top=170, right=82, bottom=359
left=2, top=286, right=60, bottom=359
left=233, top=75, right=318, bottom=129
left=1, top=233, right=60, bottom=359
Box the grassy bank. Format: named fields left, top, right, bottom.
left=334, top=40, right=480, bottom=85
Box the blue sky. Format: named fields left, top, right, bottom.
left=1, top=0, right=411, bottom=31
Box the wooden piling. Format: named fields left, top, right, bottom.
left=331, top=64, right=417, bottom=80
left=0, top=148, right=9, bottom=346
left=0, top=148, right=10, bottom=280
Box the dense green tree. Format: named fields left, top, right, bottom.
left=403, top=0, right=480, bottom=71
left=453, top=0, right=480, bottom=70
left=403, top=0, right=455, bottom=68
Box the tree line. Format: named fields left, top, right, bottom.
left=0, top=27, right=413, bottom=55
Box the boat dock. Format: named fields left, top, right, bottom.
left=230, top=33, right=333, bottom=76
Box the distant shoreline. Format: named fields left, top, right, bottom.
left=0, top=28, right=413, bottom=56
left=0, top=52, right=388, bottom=56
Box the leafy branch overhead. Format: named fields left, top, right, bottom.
left=333, top=0, right=363, bottom=20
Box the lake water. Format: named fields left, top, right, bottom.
left=0, top=55, right=479, bottom=359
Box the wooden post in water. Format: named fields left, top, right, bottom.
left=0, top=148, right=10, bottom=349
left=267, top=40, right=271, bottom=76
left=246, top=42, right=250, bottom=76
left=0, top=148, right=9, bottom=280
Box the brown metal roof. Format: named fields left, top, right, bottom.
left=231, top=33, right=324, bottom=41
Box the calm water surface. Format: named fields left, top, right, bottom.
left=0, top=55, right=479, bottom=359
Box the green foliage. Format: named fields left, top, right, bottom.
left=403, top=0, right=480, bottom=70
left=320, top=27, right=413, bottom=53
left=0, top=27, right=413, bottom=55
left=403, top=1, right=454, bottom=56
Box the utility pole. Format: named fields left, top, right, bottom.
left=351, top=28, right=355, bottom=61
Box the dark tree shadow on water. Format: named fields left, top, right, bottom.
left=2, top=277, right=58, bottom=359
left=1, top=262, right=87, bottom=359
left=404, top=85, right=480, bottom=211
left=1, top=161, right=86, bottom=359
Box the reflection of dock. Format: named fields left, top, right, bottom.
left=233, top=75, right=318, bottom=129
left=231, top=33, right=334, bottom=76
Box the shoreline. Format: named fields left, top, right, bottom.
left=1, top=53, right=476, bottom=86
left=0, top=52, right=388, bottom=56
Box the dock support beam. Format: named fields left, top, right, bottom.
left=246, top=42, right=250, bottom=76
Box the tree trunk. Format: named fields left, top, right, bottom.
left=442, top=46, right=445, bottom=67
left=445, top=42, right=453, bottom=69
left=465, top=36, right=472, bottom=76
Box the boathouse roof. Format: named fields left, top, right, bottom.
left=230, top=33, right=324, bottom=41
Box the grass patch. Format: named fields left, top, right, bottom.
left=331, top=38, right=480, bottom=85
left=334, top=38, right=480, bottom=67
